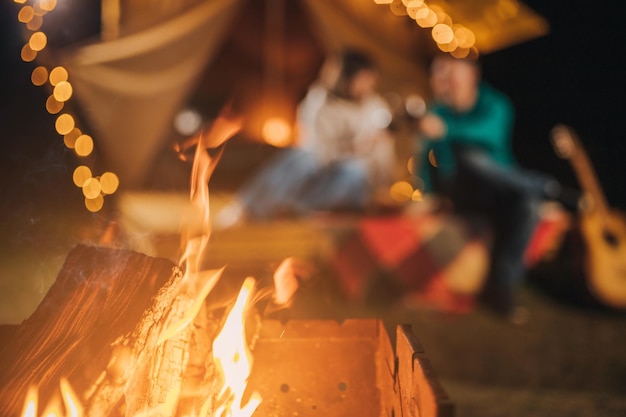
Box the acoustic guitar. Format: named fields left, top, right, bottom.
left=550, top=124, right=626, bottom=309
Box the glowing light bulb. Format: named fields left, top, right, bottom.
left=82, top=177, right=101, bottom=199
left=75, top=134, right=94, bottom=156
left=85, top=195, right=104, bottom=212
left=55, top=113, right=75, bottom=135
left=21, top=44, right=37, bottom=62
left=262, top=117, right=292, bottom=147
left=26, top=15, right=43, bottom=31
left=46, top=95, right=64, bottom=114
left=432, top=24, right=455, bottom=44
left=49, top=67, right=68, bottom=86
left=100, top=172, right=119, bottom=195
left=406, top=0, right=426, bottom=19
left=390, top=181, right=414, bottom=202
left=31, top=66, right=48, bottom=86
left=40, top=0, right=57, bottom=12
left=28, top=32, right=47, bottom=52
left=415, top=8, right=437, bottom=28
left=53, top=81, right=73, bottom=102
left=18, top=6, right=35, bottom=23
left=73, top=165, right=92, bottom=187
left=64, top=128, right=82, bottom=149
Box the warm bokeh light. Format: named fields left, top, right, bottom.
left=73, top=165, right=92, bottom=187
left=40, top=0, right=58, bottom=12
left=432, top=23, right=454, bottom=44
left=18, top=6, right=35, bottom=23
left=262, top=117, right=292, bottom=147
left=28, top=32, right=47, bottom=52
left=454, top=25, right=476, bottom=48
left=428, top=149, right=438, bottom=167
left=373, top=0, right=393, bottom=3
left=82, top=177, right=101, bottom=199
left=49, top=66, right=68, bottom=86
left=64, top=128, right=82, bottom=149
left=26, top=14, right=43, bottom=31
left=407, top=156, right=416, bottom=175
left=32, top=2, right=48, bottom=16
left=55, top=113, right=75, bottom=135
left=437, top=38, right=459, bottom=53
left=372, top=107, right=393, bottom=129
left=174, top=108, right=202, bottom=136
left=406, top=0, right=425, bottom=19
left=75, top=134, right=94, bottom=156
left=100, top=172, right=119, bottom=195
left=13, top=0, right=104, bottom=214
left=451, top=47, right=471, bottom=59
left=53, top=81, right=73, bottom=102
left=435, top=12, right=452, bottom=26
left=405, top=93, right=426, bottom=118
left=412, top=189, right=424, bottom=201
left=31, top=66, right=48, bottom=86
left=384, top=0, right=476, bottom=57
left=85, top=195, right=104, bottom=212
left=390, top=180, right=414, bottom=202
left=45, top=95, right=64, bottom=114
left=20, top=44, right=37, bottom=62
left=415, top=7, right=437, bottom=27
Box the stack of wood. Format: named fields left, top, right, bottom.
left=0, top=244, right=225, bottom=417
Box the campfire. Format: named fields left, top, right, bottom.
left=0, top=110, right=453, bottom=417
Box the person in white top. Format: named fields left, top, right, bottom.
left=217, top=48, right=396, bottom=227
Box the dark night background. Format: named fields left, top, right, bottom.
left=0, top=0, right=625, bottom=231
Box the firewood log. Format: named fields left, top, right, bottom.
left=0, top=244, right=176, bottom=417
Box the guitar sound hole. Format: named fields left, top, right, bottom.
left=603, top=229, right=619, bottom=247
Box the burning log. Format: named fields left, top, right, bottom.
left=0, top=244, right=178, bottom=416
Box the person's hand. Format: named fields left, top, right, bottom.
left=418, top=113, right=446, bottom=140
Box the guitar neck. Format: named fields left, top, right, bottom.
left=567, top=138, right=610, bottom=216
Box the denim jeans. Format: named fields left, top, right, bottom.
left=237, top=148, right=370, bottom=220
left=443, top=147, right=553, bottom=314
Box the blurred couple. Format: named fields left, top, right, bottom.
left=216, top=48, right=397, bottom=228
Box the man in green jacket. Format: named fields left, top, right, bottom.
left=417, top=53, right=559, bottom=320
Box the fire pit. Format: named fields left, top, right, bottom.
left=248, top=319, right=454, bottom=417
left=0, top=245, right=453, bottom=417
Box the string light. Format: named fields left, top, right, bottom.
left=15, top=0, right=120, bottom=212
left=373, top=0, right=478, bottom=56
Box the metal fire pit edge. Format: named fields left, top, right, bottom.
left=248, top=318, right=454, bottom=417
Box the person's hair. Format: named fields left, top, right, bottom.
left=329, top=48, right=376, bottom=99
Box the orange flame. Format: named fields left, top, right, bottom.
left=21, top=379, right=83, bottom=417
left=21, top=386, right=37, bottom=417
left=160, top=110, right=242, bottom=345
left=209, top=277, right=262, bottom=417
left=59, top=378, right=83, bottom=417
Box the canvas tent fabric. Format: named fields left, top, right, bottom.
left=53, top=0, right=547, bottom=189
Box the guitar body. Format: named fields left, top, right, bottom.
left=551, top=124, right=626, bottom=309
left=580, top=208, right=626, bottom=309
